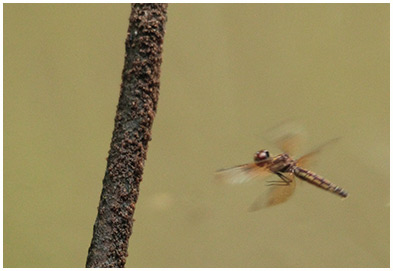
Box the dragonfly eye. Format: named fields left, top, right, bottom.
left=254, top=150, right=270, bottom=162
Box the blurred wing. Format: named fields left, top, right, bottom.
left=276, top=134, right=303, bottom=157
left=214, top=163, right=272, bottom=185
left=264, top=119, right=306, bottom=156
left=248, top=172, right=296, bottom=211
left=296, top=137, right=340, bottom=168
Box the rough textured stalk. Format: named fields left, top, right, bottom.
left=86, top=4, right=168, bottom=268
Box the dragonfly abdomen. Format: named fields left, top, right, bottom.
left=293, top=167, right=348, bottom=198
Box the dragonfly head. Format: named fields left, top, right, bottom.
left=254, top=150, right=270, bottom=162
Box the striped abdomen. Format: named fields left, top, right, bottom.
left=293, top=167, right=348, bottom=198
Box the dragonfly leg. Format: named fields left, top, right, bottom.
left=266, top=180, right=288, bottom=186
left=266, top=180, right=289, bottom=186
left=276, top=172, right=292, bottom=184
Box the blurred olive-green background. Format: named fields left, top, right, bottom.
left=4, top=4, right=389, bottom=268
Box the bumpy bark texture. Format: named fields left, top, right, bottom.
left=86, top=4, right=168, bottom=268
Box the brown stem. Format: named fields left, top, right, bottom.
left=86, top=4, right=168, bottom=268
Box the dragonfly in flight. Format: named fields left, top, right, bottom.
left=215, top=136, right=348, bottom=211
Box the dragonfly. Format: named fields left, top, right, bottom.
left=215, top=137, right=348, bottom=211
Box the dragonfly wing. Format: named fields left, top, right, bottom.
left=248, top=172, right=296, bottom=211
left=296, top=137, right=340, bottom=168
left=263, top=119, right=306, bottom=156
left=214, top=163, right=272, bottom=185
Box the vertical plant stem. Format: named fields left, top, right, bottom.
left=86, top=3, right=168, bottom=268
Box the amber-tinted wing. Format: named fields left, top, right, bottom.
left=264, top=119, right=306, bottom=156
left=248, top=172, right=296, bottom=211
left=214, top=162, right=272, bottom=185
left=296, top=137, right=340, bottom=168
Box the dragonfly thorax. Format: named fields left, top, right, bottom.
left=270, top=153, right=296, bottom=172
left=254, top=150, right=270, bottom=162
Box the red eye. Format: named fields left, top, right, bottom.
left=254, top=150, right=270, bottom=162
